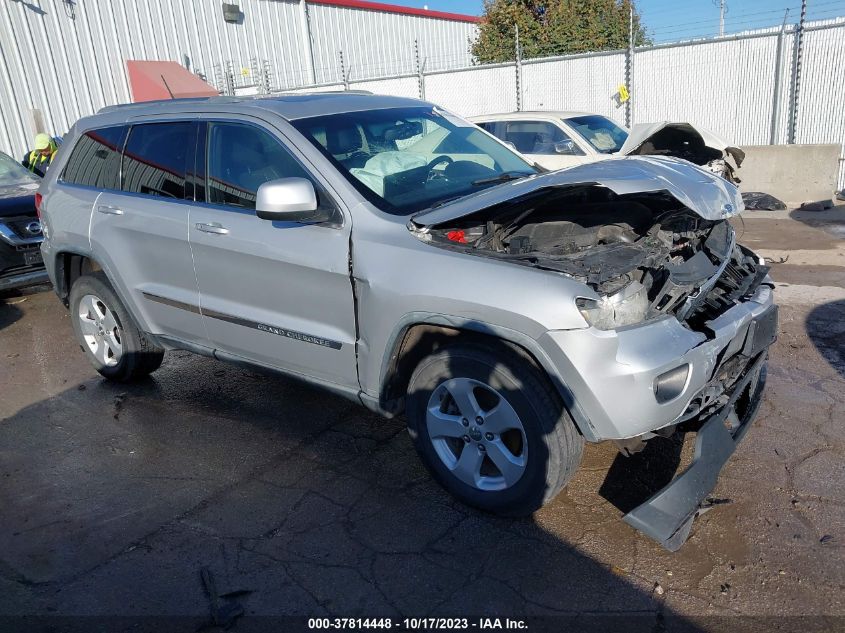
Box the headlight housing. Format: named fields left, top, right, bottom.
left=576, top=281, right=649, bottom=330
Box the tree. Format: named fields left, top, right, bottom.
left=471, top=0, right=650, bottom=63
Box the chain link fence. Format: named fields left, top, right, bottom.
left=253, top=19, right=845, bottom=190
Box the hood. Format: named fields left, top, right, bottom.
left=619, top=121, right=745, bottom=167
left=0, top=182, right=38, bottom=218
left=411, top=155, right=744, bottom=228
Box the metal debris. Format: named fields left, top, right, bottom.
left=200, top=567, right=247, bottom=630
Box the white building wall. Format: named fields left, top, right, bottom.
left=307, top=3, right=476, bottom=84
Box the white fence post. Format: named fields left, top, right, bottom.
left=415, top=39, right=426, bottom=100
left=515, top=24, right=523, bottom=111
left=787, top=0, right=808, bottom=144
left=769, top=13, right=791, bottom=144
left=625, top=5, right=634, bottom=127
left=339, top=51, right=350, bottom=90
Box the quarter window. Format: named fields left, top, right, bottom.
left=62, top=126, right=127, bottom=190
left=122, top=122, right=192, bottom=199
left=206, top=122, right=310, bottom=209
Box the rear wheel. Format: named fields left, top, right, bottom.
left=406, top=343, right=583, bottom=515
left=69, top=273, right=164, bottom=381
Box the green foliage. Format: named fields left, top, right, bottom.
left=471, top=0, right=650, bottom=63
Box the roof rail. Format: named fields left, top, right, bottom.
left=98, top=97, right=207, bottom=114
left=96, top=91, right=377, bottom=115
left=273, top=89, right=374, bottom=96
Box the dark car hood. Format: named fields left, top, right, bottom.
left=0, top=182, right=38, bottom=218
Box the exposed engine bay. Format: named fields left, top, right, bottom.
left=619, top=122, right=746, bottom=185
left=422, top=184, right=770, bottom=333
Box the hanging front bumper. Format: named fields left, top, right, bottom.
left=622, top=345, right=770, bottom=551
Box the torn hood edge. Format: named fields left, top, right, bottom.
left=411, top=155, right=745, bottom=229
left=619, top=121, right=746, bottom=168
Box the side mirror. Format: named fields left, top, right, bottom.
left=255, top=178, right=331, bottom=223
left=554, top=140, right=578, bottom=155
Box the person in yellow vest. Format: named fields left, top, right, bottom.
left=22, top=133, right=58, bottom=177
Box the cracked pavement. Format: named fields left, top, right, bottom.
left=0, top=206, right=843, bottom=630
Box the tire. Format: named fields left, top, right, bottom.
left=69, top=272, right=164, bottom=382
left=406, top=343, right=583, bottom=516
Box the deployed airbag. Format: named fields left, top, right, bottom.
left=350, top=151, right=427, bottom=196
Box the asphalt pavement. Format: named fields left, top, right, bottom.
left=1, top=206, right=843, bottom=632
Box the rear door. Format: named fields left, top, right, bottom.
left=90, top=120, right=208, bottom=346
left=189, top=118, right=358, bottom=389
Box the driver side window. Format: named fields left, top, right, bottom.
left=207, top=122, right=310, bottom=209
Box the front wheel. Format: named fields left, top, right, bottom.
left=406, top=343, right=583, bottom=515
left=69, top=273, right=164, bottom=382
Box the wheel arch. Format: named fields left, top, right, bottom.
left=54, top=251, right=151, bottom=343
left=375, top=315, right=596, bottom=441
left=53, top=250, right=102, bottom=305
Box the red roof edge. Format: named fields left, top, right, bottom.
left=307, top=0, right=480, bottom=23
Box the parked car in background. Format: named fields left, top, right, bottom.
left=40, top=94, right=775, bottom=550
left=472, top=111, right=744, bottom=183
left=0, top=151, right=48, bottom=292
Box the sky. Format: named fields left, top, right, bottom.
left=404, top=0, right=845, bottom=43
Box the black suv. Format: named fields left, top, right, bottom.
left=0, top=151, right=48, bottom=292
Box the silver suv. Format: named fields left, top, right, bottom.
left=39, top=94, right=776, bottom=550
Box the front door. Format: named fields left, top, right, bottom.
left=189, top=119, right=359, bottom=389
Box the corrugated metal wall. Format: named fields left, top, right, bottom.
left=0, top=0, right=477, bottom=160
left=308, top=4, right=476, bottom=84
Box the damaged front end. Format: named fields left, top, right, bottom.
left=619, top=121, right=745, bottom=185
left=416, top=179, right=768, bottom=335
left=410, top=156, right=776, bottom=550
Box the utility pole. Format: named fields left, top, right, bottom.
left=714, top=0, right=727, bottom=36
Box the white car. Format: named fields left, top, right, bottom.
left=471, top=111, right=744, bottom=182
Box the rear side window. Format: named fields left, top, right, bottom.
left=122, top=122, right=192, bottom=199
left=206, top=122, right=311, bottom=209
left=62, top=126, right=127, bottom=190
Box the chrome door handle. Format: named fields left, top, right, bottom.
left=97, top=205, right=123, bottom=215
left=195, top=222, right=229, bottom=235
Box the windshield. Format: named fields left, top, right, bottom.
left=566, top=115, right=628, bottom=154
left=292, top=106, right=536, bottom=215
left=0, top=152, right=39, bottom=187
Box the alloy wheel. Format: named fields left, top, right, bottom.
left=426, top=377, right=528, bottom=491
left=77, top=293, right=123, bottom=367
